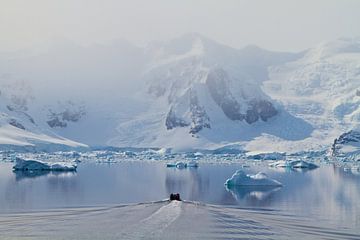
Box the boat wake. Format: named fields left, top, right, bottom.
left=0, top=200, right=359, bottom=240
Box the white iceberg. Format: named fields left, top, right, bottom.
left=13, top=158, right=77, bottom=171
left=225, top=170, right=282, bottom=186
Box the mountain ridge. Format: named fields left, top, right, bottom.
left=0, top=34, right=359, bottom=152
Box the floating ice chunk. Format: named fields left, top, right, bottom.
left=225, top=170, right=282, bottom=186
left=291, top=160, right=318, bottom=169
left=269, top=160, right=318, bottom=169
left=165, top=162, right=187, bottom=168
left=13, top=158, right=77, bottom=171
left=269, top=160, right=292, bottom=168
left=175, top=161, right=186, bottom=169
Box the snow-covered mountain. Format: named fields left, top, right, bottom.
left=263, top=37, right=360, bottom=153
left=0, top=81, right=87, bottom=151
left=0, top=39, right=147, bottom=148
left=111, top=34, right=308, bottom=150
left=1, top=34, right=359, bottom=153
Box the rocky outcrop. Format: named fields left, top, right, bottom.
left=8, top=119, right=25, bottom=130
left=331, top=130, right=360, bottom=159
left=165, top=108, right=189, bottom=130
left=245, top=100, right=277, bottom=124
left=206, top=69, right=277, bottom=124
left=47, top=102, right=86, bottom=128
left=189, top=90, right=210, bottom=134
left=165, top=90, right=210, bottom=134
left=206, top=69, right=244, bottom=121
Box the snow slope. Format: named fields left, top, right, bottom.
left=111, top=34, right=309, bottom=150
left=261, top=38, right=360, bottom=153
left=0, top=83, right=87, bottom=151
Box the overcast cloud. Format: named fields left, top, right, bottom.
left=0, top=0, right=359, bottom=52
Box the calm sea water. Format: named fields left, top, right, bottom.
left=0, top=160, right=359, bottom=231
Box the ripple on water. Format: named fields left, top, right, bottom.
left=0, top=201, right=359, bottom=240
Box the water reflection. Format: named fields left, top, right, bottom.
left=225, top=185, right=282, bottom=203
left=0, top=161, right=360, bottom=232
left=14, top=170, right=77, bottom=181
left=165, top=168, right=210, bottom=201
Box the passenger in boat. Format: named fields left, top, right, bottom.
left=170, top=193, right=181, bottom=201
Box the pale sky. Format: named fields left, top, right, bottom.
left=0, top=0, right=359, bottom=52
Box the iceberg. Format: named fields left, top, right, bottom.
left=225, top=170, right=282, bottom=186
left=269, top=160, right=318, bottom=169
left=13, top=157, right=77, bottom=171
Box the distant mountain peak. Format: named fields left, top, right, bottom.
left=305, top=38, right=360, bottom=61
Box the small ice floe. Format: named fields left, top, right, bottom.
left=269, top=160, right=318, bottom=169
left=225, top=170, right=282, bottom=186
left=166, top=161, right=186, bottom=169
left=269, top=160, right=292, bottom=168
left=175, top=161, right=186, bottom=169
left=13, top=158, right=77, bottom=171
left=166, top=161, right=199, bottom=169
left=291, top=160, right=318, bottom=169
